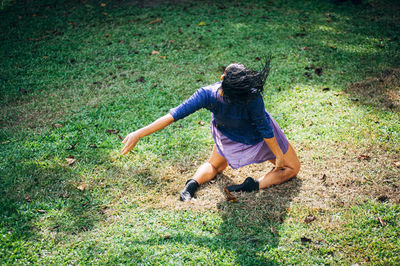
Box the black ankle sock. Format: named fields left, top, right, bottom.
left=226, top=177, right=259, bottom=193
left=180, top=179, right=199, bottom=201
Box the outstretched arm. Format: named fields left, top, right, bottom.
left=121, top=113, right=175, bottom=155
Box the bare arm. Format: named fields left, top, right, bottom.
left=264, top=137, right=285, bottom=169
left=121, top=113, right=175, bottom=155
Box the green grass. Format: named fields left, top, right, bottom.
left=1, top=0, right=399, bottom=264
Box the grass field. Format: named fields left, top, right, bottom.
left=1, top=0, right=399, bottom=264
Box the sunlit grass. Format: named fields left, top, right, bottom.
left=1, top=0, right=399, bottom=264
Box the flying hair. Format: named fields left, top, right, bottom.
left=221, top=56, right=271, bottom=103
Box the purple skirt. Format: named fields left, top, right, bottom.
left=211, top=115, right=289, bottom=169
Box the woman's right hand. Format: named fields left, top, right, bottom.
left=121, top=131, right=141, bottom=155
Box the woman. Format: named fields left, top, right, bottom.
left=121, top=59, right=300, bottom=201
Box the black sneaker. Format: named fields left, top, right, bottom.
left=179, top=179, right=199, bottom=201
left=226, top=177, right=259, bottom=193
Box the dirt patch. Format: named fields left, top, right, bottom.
left=149, top=140, right=400, bottom=212
left=346, top=68, right=400, bottom=111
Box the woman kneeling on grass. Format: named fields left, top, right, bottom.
left=121, top=58, right=300, bottom=201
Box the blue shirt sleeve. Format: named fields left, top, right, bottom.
left=169, top=87, right=211, bottom=121
left=248, top=96, right=274, bottom=139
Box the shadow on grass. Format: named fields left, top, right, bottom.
left=119, top=176, right=303, bottom=264
left=344, top=68, right=400, bottom=112
left=214, top=175, right=303, bottom=264
left=0, top=161, right=105, bottom=242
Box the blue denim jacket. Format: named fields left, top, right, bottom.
left=169, top=82, right=274, bottom=145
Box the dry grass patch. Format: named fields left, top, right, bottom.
left=346, top=68, right=400, bottom=111
left=148, top=141, right=400, bottom=214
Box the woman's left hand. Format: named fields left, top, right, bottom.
left=275, top=156, right=285, bottom=170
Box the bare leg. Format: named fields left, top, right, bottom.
left=180, top=145, right=228, bottom=201
left=257, top=143, right=300, bottom=189
left=193, top=145, right=228, bottom=185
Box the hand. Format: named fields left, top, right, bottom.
left=275, top=156, right=285, bottom=170
left=121, top=131, right=141, bottom=155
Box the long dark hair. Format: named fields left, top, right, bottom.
left=221, top=57, right=271, bottom=103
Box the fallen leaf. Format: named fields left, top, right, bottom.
left=304, top=215, right=316, bottom=224
left=301, top=46, right=310, bottom=50
left=66, top=156, right=76, bottom=166
left=151, top=50, right=160, bottom=55
left=99, top=206, right=109, bottom=214
left=358, top=154, right=370, bottom=160
left=25, top=196, right=32, bottom=202
left=295, top=32, right=307, bottom=37
left=301, top=237, right=312, bottom=243
left=378, top=216, right=386, bottom=227
left=66, top=144, right=75, bottom=151
left=19, top=88, right=28, bottom=95
left=305, top=64, right=315, bottom=70
left=53, top=123, right=63, bottom=128
left=314, top=67, right=323, bottom=76
left=169, top=40, right=175, bottom=43
left=104, top=33, right=110, bottom=38
left=198, top=21, right=206, bottom=26
left=37, top=209, right=46, bottom=213
left=377, top=195, right=388, bottom=202
left=224, top=188, right=237, bottom=202
left=82, top=226, right=87, bottom=231
left=43, top=56, right=49, bottom=59
left=106, top=129, right=119, bottom=134
left=394, top=161, right=400, bottom=168
left=89, top=144, right=98, bottom=148
left=100, top=3, right=106, bottom=7
left=160, top=56, right=166, bottom=59
left=148, top=18, right=162, bottom=25
left=77, top=183, right=87, bottom=191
